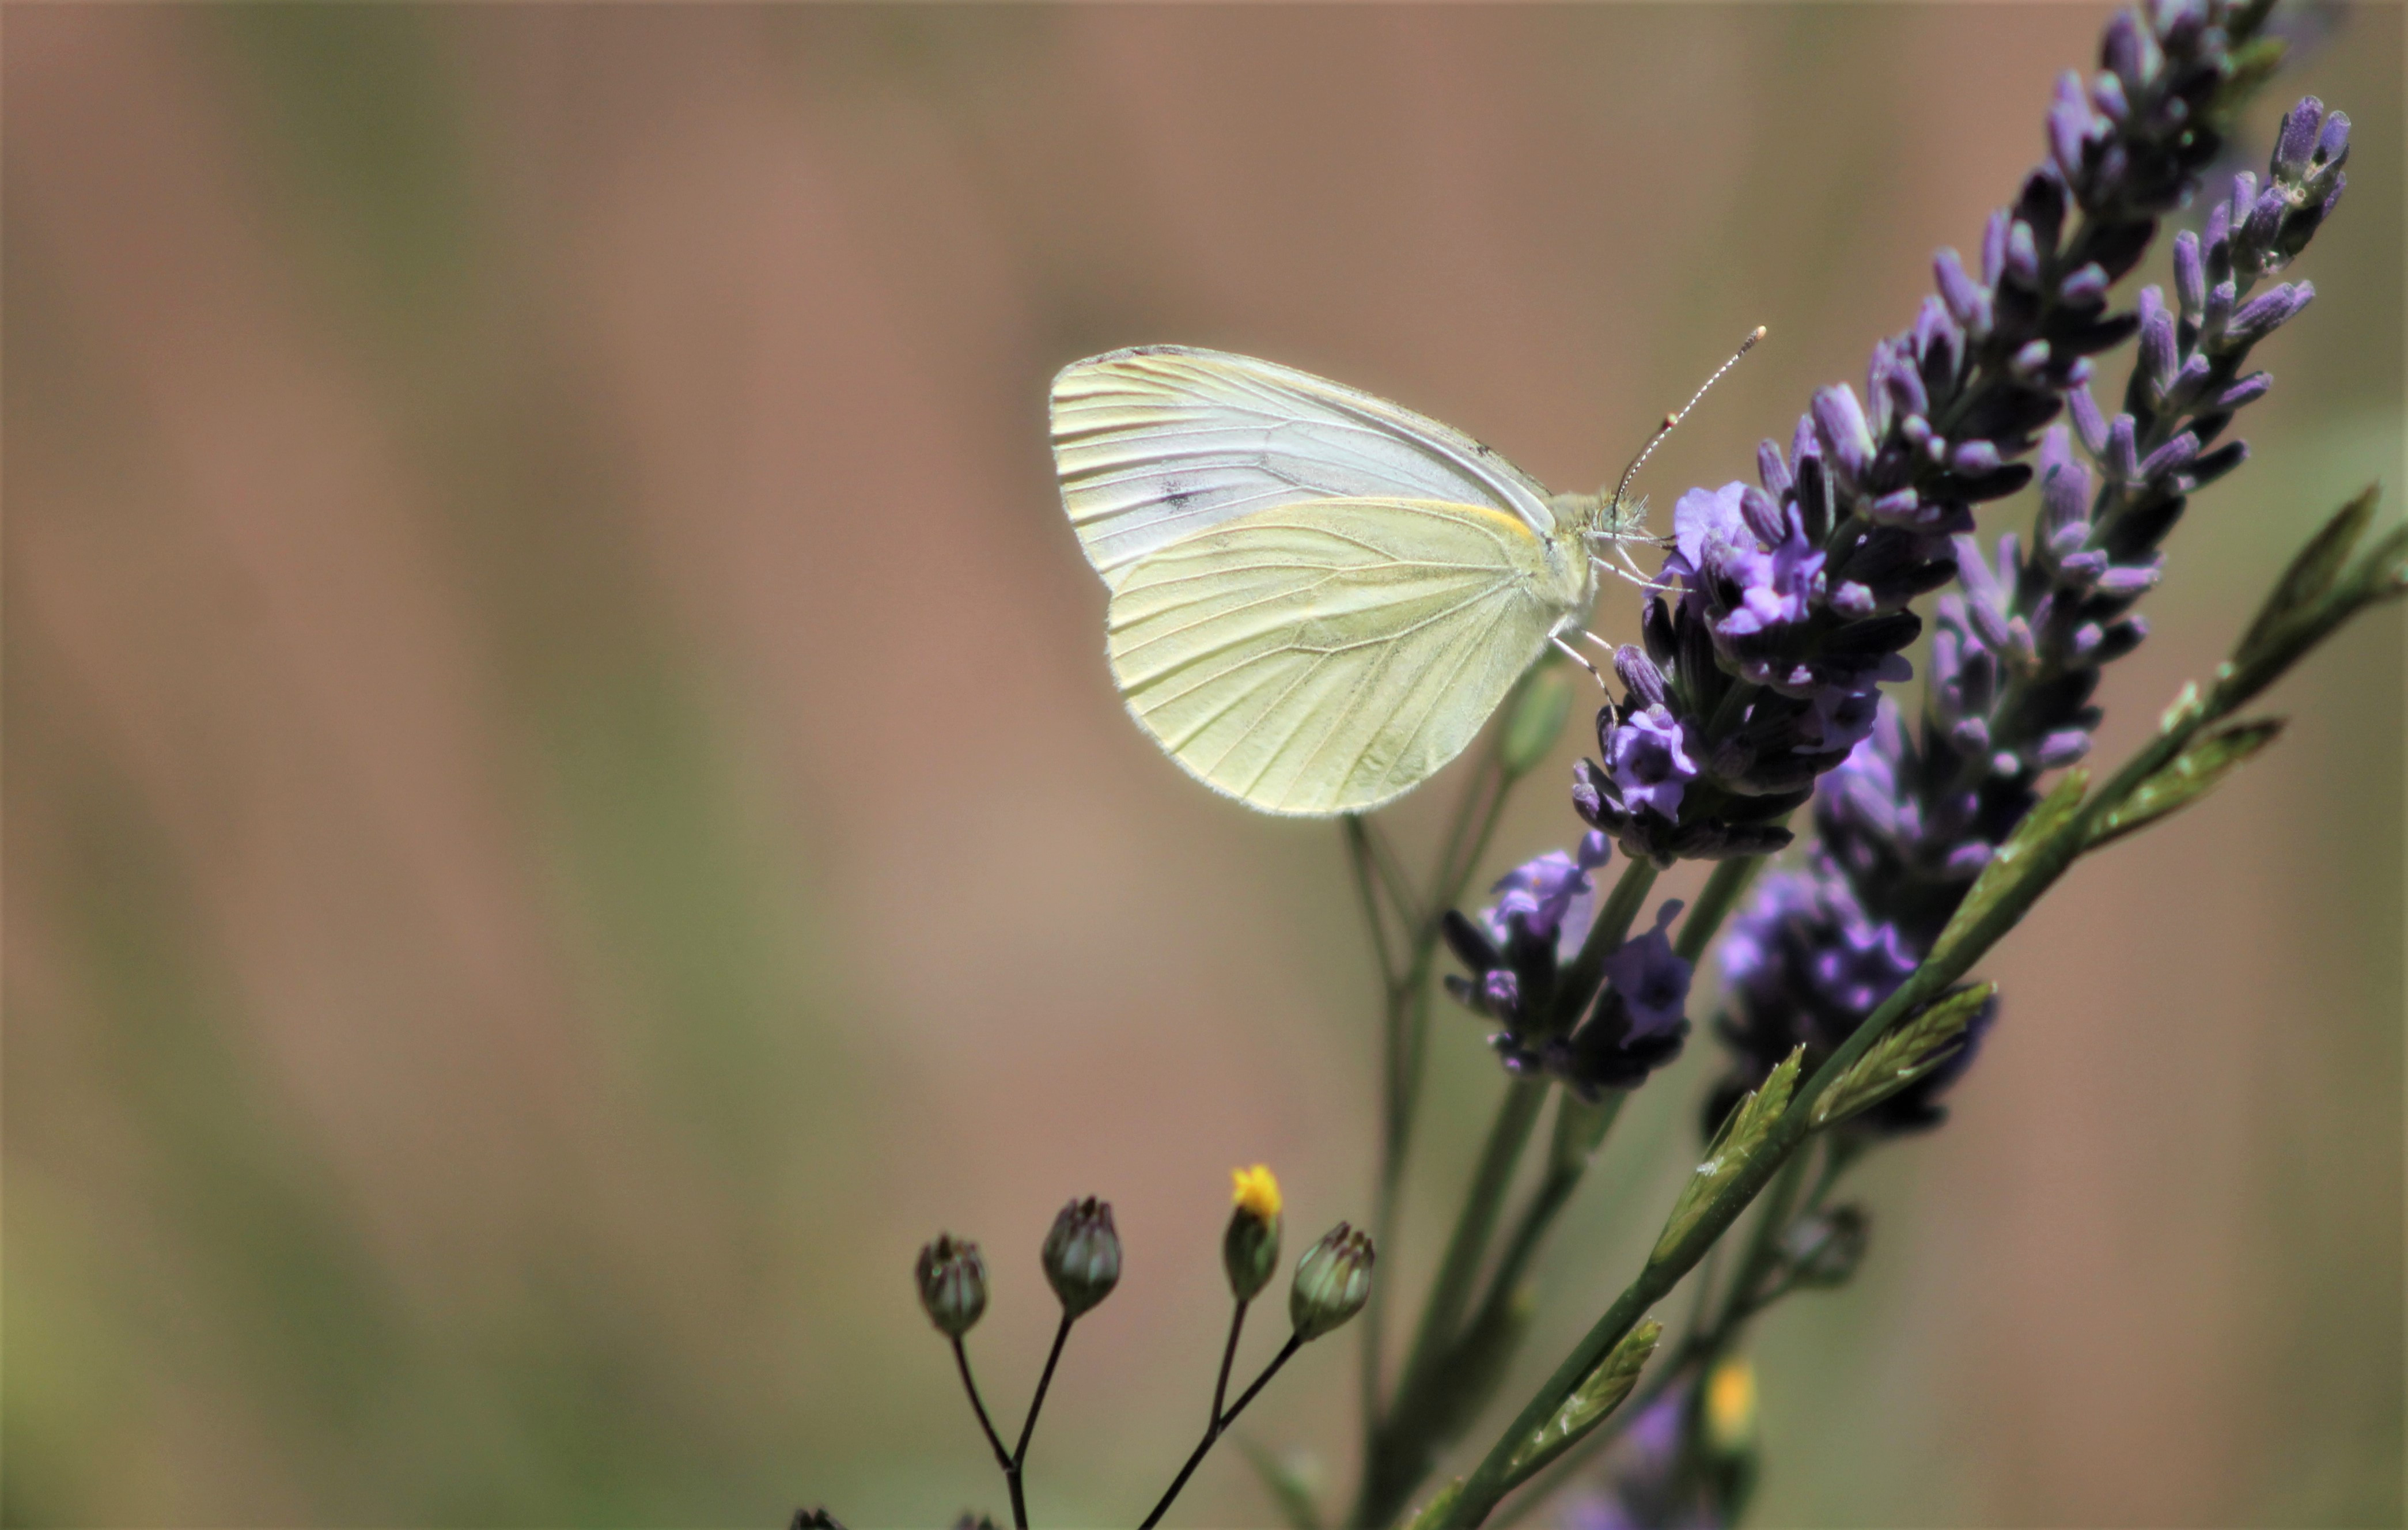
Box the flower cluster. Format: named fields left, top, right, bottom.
left=1442, top=835, right=1694, bottom=1100
left=1711, top=75, right=2349, bottom=1131
left=1577, top=0, right=2294, bottom=871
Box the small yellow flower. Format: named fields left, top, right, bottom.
left=1230, top=1164, right=1282, bottom=1222
left=1703, top=1354, right=1757, bottom=1449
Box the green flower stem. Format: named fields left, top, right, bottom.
left=948, top=1336, right=1021, bottom=1528
left=1674, top=852, right=1771, bottom=965
left=1551, top=858, right=1659, bottom=1030
left=1470, top=1091, right=1629, bottom=1334
left=1376, top=1077, right=1546, bottom=1455
left=1356, top=747, right=1531, bottom=1436
left=1002, top=1311, right=1075, bottom=1529
left=1141, top=1332, right=1308, bottom=1530
left=1357, top=858, right=1659, bottom=1527
left=1211, top=1300, right=1250, bottom=1432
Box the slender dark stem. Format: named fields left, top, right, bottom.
left=951, top=1336, right=1013, bottom=1471
left=1210, top=1300, right=1250, bottom=1429
left=1014, top=1311, right=1073, bottom=1468
left=1141, top=1333, right=1307, bottom=1530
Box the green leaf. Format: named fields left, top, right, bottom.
left=1654, top=1050, right=1801, bottom=1263
left=1497, top=658, right=1577, bottom=779
left=1506, top=1319, right=1663, bottom=1478
left=2348, top=519, right=2408, bottom=602
left=2086, top=719, right=2285, bottom=850
left=1236, top=1439, right=1324, bottom=1530
left=2233, top=487, right=2378, bottom=667
left=1811, top=984, right=1996, bottom=1129
left=1924, top=769, right=2089, bottom=974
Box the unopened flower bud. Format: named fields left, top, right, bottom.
left=916, top=1234, right=989, bottom=1337
left=1042, top=1196, right=1121, bottom=1317
left=1289, top=1222, right=1375, bottom=1341
left=1779, top=1204, right=1869, bottom=1288
left=1702, top=1354, right=1758, bottom=1455
left=1223, top=1165, right=1283, bottom=1303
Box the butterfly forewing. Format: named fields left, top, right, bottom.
left=1052, top=347, right=1558, bottom=588
left=1105, top=498, right=1581, bottom=815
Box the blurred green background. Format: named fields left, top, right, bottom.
left=5, top=6, right=2401, bottom=1527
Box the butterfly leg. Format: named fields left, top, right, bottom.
left=1591, top=555, right=1676, bottom=595
left=1549, top=634, right=1611, bottom=690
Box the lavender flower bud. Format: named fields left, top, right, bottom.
left=2241, top=185, right=2289, bottom=266
left=2272, top=96, right=2323, bottom=183
left=2137, top=286, right=2177, bottom=398
left=1980, top=209, right=2009, bottom=287
left=2137, top=431, right=2198, bottom=483
left=2060, top=261, right=2110, bottom=307
left=2033, top=729, right=2092, bottom=769
left=2096, top=563, right=2160, bottom=597
left=2203, top=277, right=2235, bottom=332
left=2171, top=231, right=2205, bottom=316
left=1615, top=645, right=1669, bottom=709
left=2203, top=196, right=2232, bottom=263
left=2318, top=110, right=2352, bottom=169
left=1042, top=1197, right=1121, bottom=1317
left=1756, top=439, right=1792, bottom=498
left=2002, top=219, right=2041, bottom=287
left=2102, top=10, right=2159, bottom=99
left=2050, top=94, right=2091, bottom=181
left=2106, top=414, right=2140, bottom=480
left=1811, top=385, right=1876, bottom=487
left=1738, top=484, right=1788, bottom=547
left=2222, top=282, right=2313, bottom=347
left=2067, top=386, right=2111, bottom=455
left=2186, top=439, right=2248, bottom=490
left=2089, top=71, right=2127, bottom=122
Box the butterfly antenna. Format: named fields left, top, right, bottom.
left=1608, top=325, right=1767, bottom=512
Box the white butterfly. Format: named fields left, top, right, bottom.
left=1049, top=339, right=1755, bottom=816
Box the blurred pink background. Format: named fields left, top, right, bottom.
left=5, top=6, right=2399, bottom=1527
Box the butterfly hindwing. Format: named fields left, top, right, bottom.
left=1052, top=347, right=1558, bottom=588
left=1105, top=497, right=1581, bottom=816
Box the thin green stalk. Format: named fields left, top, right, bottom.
left=1359, top=749, right=1532, bottom=1436
left=1675, top=853, right=1771, bottom=965
left=1357, top=858, right=1661, bottom=1527
left=1141, top=1333, right=1307, bottom=1530
left=949, top=1336, right=1022, bottom=1528
left=1387, top=1079, right=1548, bottom=1422
left=1468, top=1092, right=1628, bottom=1330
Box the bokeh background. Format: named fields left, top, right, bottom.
left=6, top=6, right=2401, bottom=1528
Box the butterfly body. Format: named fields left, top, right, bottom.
left=1052, top=346, right=1641, bottom=816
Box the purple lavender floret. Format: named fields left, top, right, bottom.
left=1483, top=831, right=1614, bottom=958
left=1452, top=873, right=1694, bottom=1102
left=1707, top=66, right=2348, bottom=1135
left=1601, top=903, right=1693, bottom=1038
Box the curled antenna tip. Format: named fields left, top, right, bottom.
left=1749, top=325, right=1768, bottom=342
